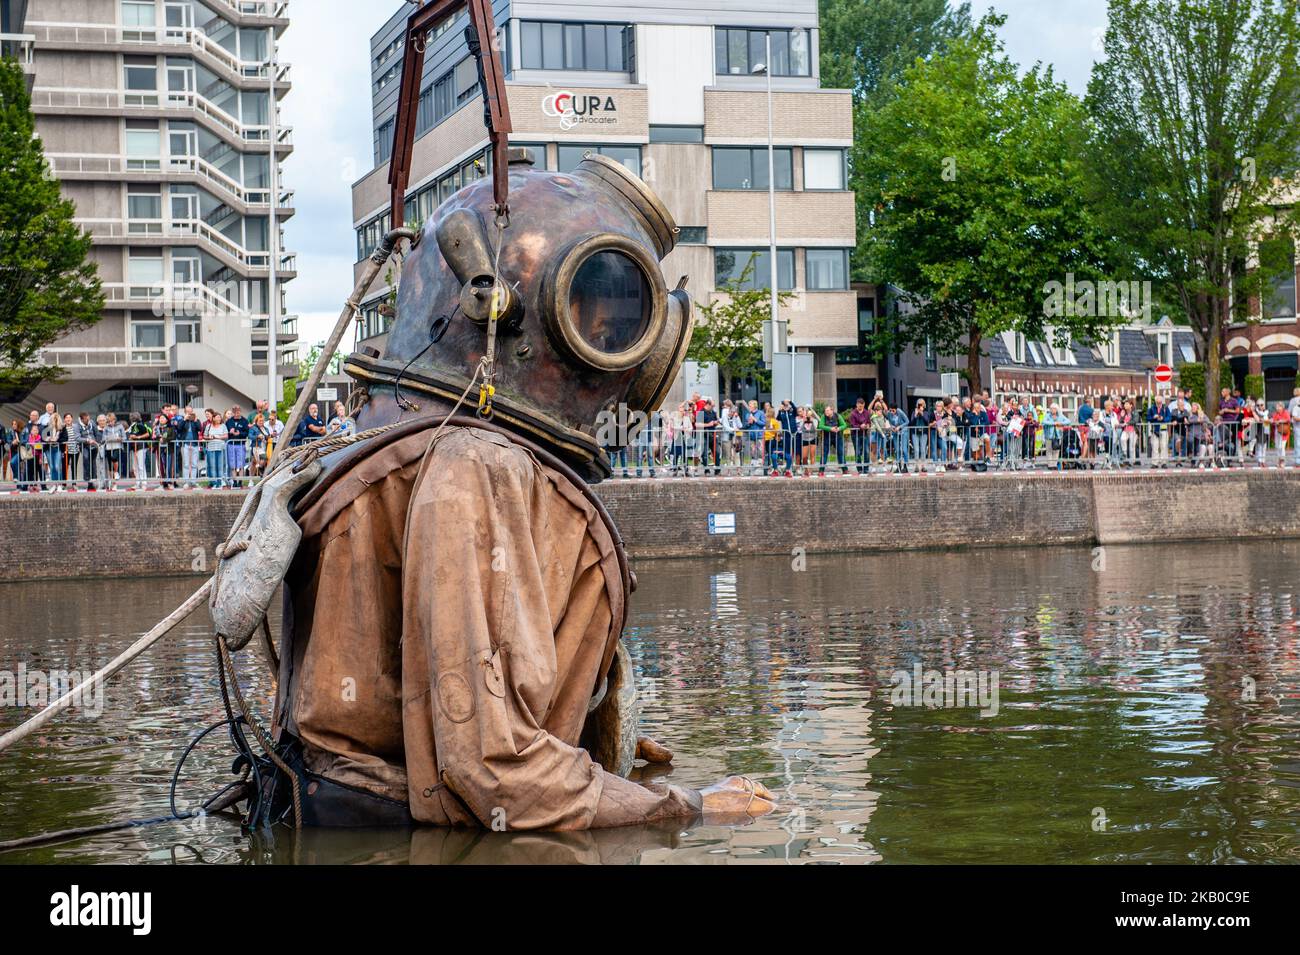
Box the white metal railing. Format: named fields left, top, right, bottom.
left=100, top=281, right=263, bottom=320
left=0, top=33, right=35, bottom=69
left=75, top=216, right=274, bottom=269
left=30, top=86, right=293, bottom=146
left=210, top=0, right=289, bottom=19
left=25, top=22, right=288, bottom=87
left=38, top=346, right=167, bottom=368
left=45, top=153, right=287, bottom=209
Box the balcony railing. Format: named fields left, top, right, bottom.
left=0, top=33, right=35, bottom=69
left=26, top=22, right=289, bottom=87
left=101, top=281, right=269, bottom=320
left=38, top=346, right=167, bottom=368
left=76, top=216, right=288, bottom=271
left=31, top=86, right=294, bottom=147
left=46, top=152, right=292, bottom=211
left=212, top=0, right=289, bottom=19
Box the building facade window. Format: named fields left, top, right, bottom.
left=123, top=58, right=157, bottom=92
left=803, top=148, right=846, bottom=190
left=1156, top=330, right=1173, bottom=366
left=375, top=119, right=394, bottom=165
left=356, top=211, right=391, bottom=261
left=511, top=142, right=549, bottom=169
left=714, top=248, right=795, bottom=290
left=453, top=56, right=478, bottom=104
left=805, top=249, right=849, bottom=290
left=557, top=143, right=640, bottom=176
left=649, top=125, right=704, bottom=143
left=519, top=21, right=632, bottom=72
left=677, top=226, right=707, bottom=244
left=121, top=1, right=156, bottom=33
left=925, top=338, right=937, bottom=372
left=714, top=27, right=811, bottom=77
left=712, top=146, right=792, bottom=190
left=1264, top=240, right=1297, bottom=318
left=125, top=126, right=161, bottom=170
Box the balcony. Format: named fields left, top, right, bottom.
left=76, top=217, right=298, bottom=277
left=46, top=152, right=295, bottom=216
left=0, top=33, right=35, bottom=74
left=38, top=346, right=168, bottom=369
left=210, top=0, right=290, bottom=24
left=26, top=22, right=291, bottom=93
left=31, top=87, right=294, bottom=151
left=101, top=281, right=269, bottom=321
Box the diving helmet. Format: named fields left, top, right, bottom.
left=344, top=149, right=692, bottom=480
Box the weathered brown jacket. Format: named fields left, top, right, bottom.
left=277, top=424, right=699, bottom=829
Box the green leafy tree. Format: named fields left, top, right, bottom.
left=819, top=0, right=972, bottom=102
left=1086, top=0, right=1300, bottom=418
left=820, top=0, right=972, bottom=282
left=0, top=56, right=103, bottom=400
left=297, top=343, right=346, bottom=380
left=856, top=15, right=1119, bottom=394
left=689, top=254, right=793, bottom=400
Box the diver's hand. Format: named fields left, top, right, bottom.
left=699, top=776, right=777, bottom=817
left=635, top=736, right=674, bottom=764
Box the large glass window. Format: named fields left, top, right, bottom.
left=557, top=143, right=641, bottom=177
left=520, top=20, right=631, bottom=71
left=124, top=60, right=158, bottom=91
left=714, top=248, right=795, bottom=290
left=125, top=127, right=161, bottom=170
left=126, top=186, right=162, bottom=222
left=712, top=146, right=792, bottom=190
left=715, top=27, right=810, bottom=76
left=375, top=119, right=394, bottom=165
left=121, top=1, right=156, bottom=29
left=453, top=57, right=478, bottom=104
left=511, top=142, right=549, bottom=169
left=1264, top=240, right=1297, bottom=318
left=806, top=249, right=849, bottom=290
left=803, top=148, right=845, bottom=190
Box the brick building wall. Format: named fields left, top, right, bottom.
left=4, top=471, right=1300, bottom=581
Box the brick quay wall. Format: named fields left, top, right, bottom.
left=2, top=470, right=1297, bottom=581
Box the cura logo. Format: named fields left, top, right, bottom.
left=541, top=89, right=617, bottom=130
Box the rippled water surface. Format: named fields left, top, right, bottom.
left=2, top=541, right=1298, bottom=864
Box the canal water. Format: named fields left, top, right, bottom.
left=2, top=541, right=1298, bottom=864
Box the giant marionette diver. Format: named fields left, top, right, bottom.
left=0, top=0, right=775, bottom=837
left=218, top=147, right=776, bottom=830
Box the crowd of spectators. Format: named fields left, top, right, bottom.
left=604, top=386, right=1300, bottom=477
left=0, top=399, right=355, bottom=492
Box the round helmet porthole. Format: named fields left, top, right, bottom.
left=544, top=233, right=668, bottom=372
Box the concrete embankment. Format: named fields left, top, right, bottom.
left=1, top=470, right=1296, bottom=581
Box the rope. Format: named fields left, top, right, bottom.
left=217, top=634, right=302, bottom=829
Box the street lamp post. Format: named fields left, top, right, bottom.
left=752, top=36, right=780, bottom=345
left=267, top=25, right=280, bottom=415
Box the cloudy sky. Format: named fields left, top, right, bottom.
left=280, top=0, right=1110, bottom=347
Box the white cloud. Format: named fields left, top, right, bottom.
left=279, top=1, right=397, bottom=347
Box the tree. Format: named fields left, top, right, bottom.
left=820, top=0, right=972, bottom=282
left=855, top=15, right=1120, bottom=394
left=0, top=56, right=102, bottom=401
left=819, top=0, right=972, bottom=103
left=297, top=343, right=346, bottom=380
left=688, top=254, right=793, bottom=400
left=1086, top=0, right=1300, bottom=419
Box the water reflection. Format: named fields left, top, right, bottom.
left=1, top=541, right=1298, bottom=864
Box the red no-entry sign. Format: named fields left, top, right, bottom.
left=1154, top=363, right=1173, bottom=383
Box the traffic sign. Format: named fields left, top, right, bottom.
left=1154, top=364, right=1173, bottom=383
